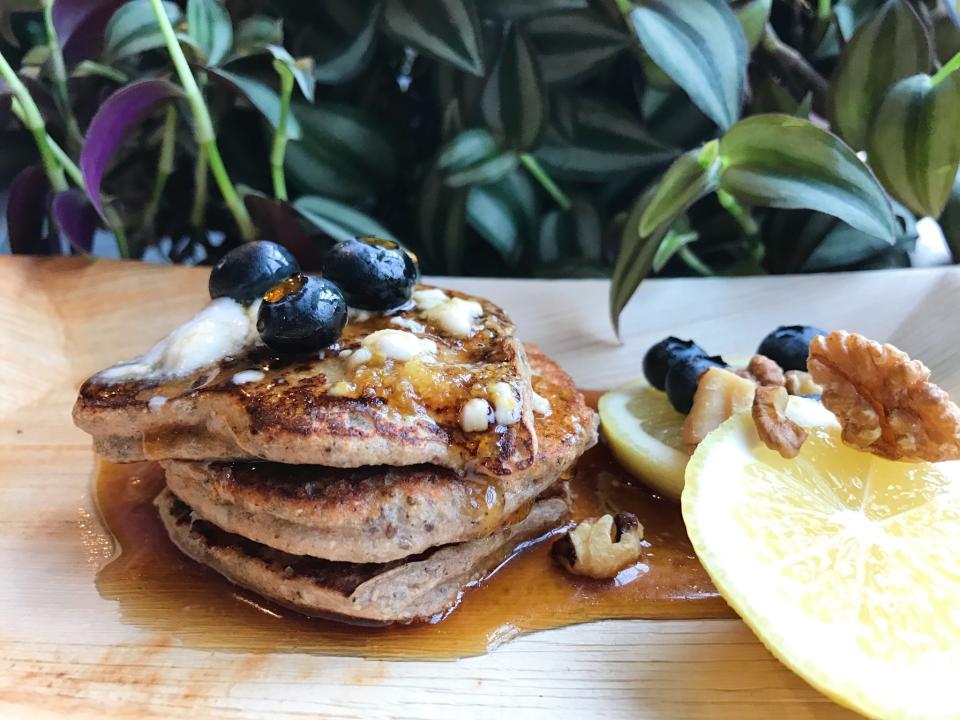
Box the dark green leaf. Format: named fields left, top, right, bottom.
left=467, top=169, right=537, bottom=265
left=268, top=45, right=316, bottom=102
left=186, top=0, right=232, bottom=65
left=538, top=196, right=602, bottom=263
left=941, top=171, right=960, bottom=261
left=293, top=0, right=379, bottom=85
left=640, top=143, right=720, bottom=236
left=525, top=11, right=629, bottom=84
left=481, top=24, right=546, bottom=150
left=104, top=0, right=182, bottom=59
left=419, top=164, right=469, bottom=273
left=534, top=96, right=676, bottom=180
left=438, top=128, right=518, bottom=187
left=828, top=0, right=930, bottom=150
left=628, top=0, right=747, bottom=129
left=867, top=73, right=960, bottom=217
left=293, top=195, right=395, bottom=242
left=285, top=101, right=397, bottom=200
left=382, top=0, right=485, bottom=76
left=207, top=68, right=301, bottom=139
left=652, top=223, right=698, bottom=272
left=477, top=0, right=587, bottom=18
left=731, top=0, right=772, bottom=50
left=718, top=114, right=898, bottom=241
left=233, top=14, right=283, bottom=57
left=610, top=185, right=668, bottom=335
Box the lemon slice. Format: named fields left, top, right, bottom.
left=598, top=379, right=688, bottom=499
left=682, top=397, right=960, bottom=719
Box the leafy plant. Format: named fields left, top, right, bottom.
left=0, top=0, right=958, bottom=328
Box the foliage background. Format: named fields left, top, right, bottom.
left=0, top=0, right=959, bottom=315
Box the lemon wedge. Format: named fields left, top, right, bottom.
left=682, top=397, right=960, bottom=719
left=598, top=379, right=688, bottom=499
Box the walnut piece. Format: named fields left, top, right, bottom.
left=752, top=385, right=808, bottom=459
left=682, top=367, right=756, bottom=447
left=552, top=513, right=643, bottom=579
left=746, top=354, right=786, bottom=387
left=808, top=331, right=960, bottom=462
left=784, top=370, right=822, bottom=396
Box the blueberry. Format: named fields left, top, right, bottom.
left=257, top=274, right=347, bottom=353
left=643, top=337, right=708, bottom=390
left=664, top=355, right=727, bottom=414
left=209, top=240, right=299, bottom=303
left=757, top=325, right=826, bottom=371
left=323, top=236, right=419, bottom=311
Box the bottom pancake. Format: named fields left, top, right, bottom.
left=155, top=488, right=569, bottom=624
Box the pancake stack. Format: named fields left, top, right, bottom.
left=74, top=286, right=597, bottom=623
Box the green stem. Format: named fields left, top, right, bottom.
left=10, top=99, right=82, bottom=187
left=148, top=0, right=255, bottom=240
left=759, top=24, right=829, bottom=114
left=103, top=206, right=130, bottom=259
left=614, top=0, right=632, bottom=14
left=520, top=154, right=571, bottom=211
left=42, top=0, right=82, bottom=148
left=144, top=106, right=178, bottom=236
left=270, top=68, right=294, bottom=202
left=932, top=51, right=960, bottom=86
left=0, top=51, right=67, bottom=192
left=191, top=144, right=209, bottom=229
left=717, top=189, right=759, bottom=236
left=817, top=0, right=831, bottom=21
left=678, top=246, right=715, bottom=276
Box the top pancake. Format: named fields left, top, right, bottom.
left=73, top=286, right=540, bottom=476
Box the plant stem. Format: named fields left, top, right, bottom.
left=191, top=144, right=209, bottom=229
left=42, top=0, right=82, bottom=148
left=148, top=0, right=255, bottom=240
left=0, top=50, right=68, bottom=192
left=520, top=154, right=571, bottom=210
left=614, top=0, right=632, bottom=14
left=144, top=106, right=178, bottom=237
left=932, top=51, right=960, bottom=86
left=717, top=189, right=759, bottom=236
left=270, top=67, right=294, bottom=202
left=759, top=24, right=829, bottom=114
left=46, top=134, right=83, bottom=187
left=104, top=205, right=130, bottom=258
left=817, top=0, right=832, bottom=21
left=678, top=246, right=715, bottom=276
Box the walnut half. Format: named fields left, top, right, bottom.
left=808, top=331, right=960, bottom=462
left=552, top=513, right=643, bottom=579
left=752, top=385, right=808, bottom=459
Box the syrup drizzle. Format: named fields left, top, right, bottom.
left=94, top=391, right=731, bottom=660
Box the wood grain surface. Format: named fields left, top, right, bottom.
left=3, top=256, right=957, bottom=719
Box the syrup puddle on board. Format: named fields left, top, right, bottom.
left=94, top=391, right=732, bottom=660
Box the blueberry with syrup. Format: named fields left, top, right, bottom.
left=257, top=274, right=347, bottom=353
left=209, top=240, right=300, bottom=303
left=323, top=236, right=419, bottom=311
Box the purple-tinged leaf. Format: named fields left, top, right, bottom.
left=53, top=0, right=125, bottom=64
left=51, top=189, right=98, bottom=253
left=244, top=193, right=325, bottom=270
left=7, top=165, right=53, bottom=255
left=81, top=79, right=183, bottom=216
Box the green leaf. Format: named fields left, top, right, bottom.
left=828, top=0, right=930, bottom=150
left=207, top=69, right=302, bottom=139
left=104, top=0, right=182, bottom=60
left=640, top=144, right=720, bottom=237
left=731, top=0, right=772, bottom=51
left=419, top=164, right=469, bottom=273
left=72, top=61, right=128, bottom=84
left=383, top=0, right=485, bottom=76
left=526, top=11, right=629, bottom=84
left=233, top=15, right=283, bottom=57
left=628, top=0, right=747, bottom=130
left=285, top=101, right=397, bottom=200
left=186, top=0, right=233, bottom=66
left=267, top=45, right=316, bottom=102
left=534, top=96, right=676, bottom=180
left=538, top=196, right=602, bottom=263
left=866, top=73, right=960, bottom=217
left=481, top=24, right=546, bottom=151
left=477, top=0, right=587, bottom=18
left=467, top=169, right=537, bottom=266
left=652, top=223, right=699, bottom=272
left=718, top=114, right=898, bottom=241
left=293, top=196, right=395, bottom=242
left=610, top=185, right=668, bottom=335
left=293, top=0, right=380, bottom=85
left=438, top=128, right=518, bottom=187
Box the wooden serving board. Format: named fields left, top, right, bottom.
left=3, top=256, right=958, bottom=719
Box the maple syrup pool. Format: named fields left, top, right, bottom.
left=93, top=391, right=732, bottom=660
